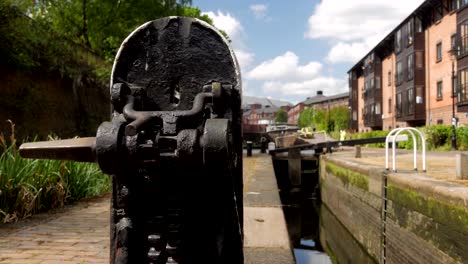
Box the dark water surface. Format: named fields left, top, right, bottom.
left=274, top=158, right=376, bottom=264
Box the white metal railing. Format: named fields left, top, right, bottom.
left=385, top=127, right=426, bottom=172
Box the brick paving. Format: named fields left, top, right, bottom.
left=0, top=194, right=110, bottom=264
left=0, top=152, right=289, bottom=263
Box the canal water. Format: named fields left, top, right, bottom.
left=273, top=158, right=376, bottom=264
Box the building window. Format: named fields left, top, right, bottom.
left=375, top=102, right=381, bottom=115
left=396, top=61, right=403, bottom=85
left=460, top=0, right=468, bottom=8
left=407, top=19, right=413, bottom=46
left=437, top=119, right=443, bottom=125
left=395, top=29, right=402, bottom=53
left=416, top=86, right=424, bottom=104
left=434, top=5, right=442, bottom=22
left=449, top=0, right=458, bottom=11
left=461, top=21, right=468, bottom=57
left=388, top=71, right=392, bottom=86
left=376, top=76, right=381, bottom=89
left=458, top=68, right=468, bottom=104
left=407, top=88, right=414, bottom=115
left=388, top=97, right=392, bottom=113
left=353, top=111, right=357, bottom=121
left=397, top=93, right=402, bottom=117
left=416, top=51, right=424, bottom=68
left=407, top=53, right=414, bottom=81
left=436, top=42, right=442, bottom=62
left=453, top=75, right=458, bottom=96
left=415, top=17, right=423, bottom=33
left=437, top=81, right=443, bottom=100
left=451, top=34, right=457, bottom=53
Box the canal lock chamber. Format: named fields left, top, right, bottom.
left=271, top=154, right=377, bottom=264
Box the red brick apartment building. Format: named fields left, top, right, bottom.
left=288, top=91, right=349, bottom=124
left=349, top=0, right=468, bottom=132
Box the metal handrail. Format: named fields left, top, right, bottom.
left=385, top=127, right=426, bottom=172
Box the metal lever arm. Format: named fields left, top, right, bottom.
left=19, top=137, right=97, bottom=162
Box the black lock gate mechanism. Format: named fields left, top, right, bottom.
left=19, top=17, right=243, bottom=264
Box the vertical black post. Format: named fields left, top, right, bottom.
left=246, top=141, right=253, bottom=157
left=260, top=137, right=267, bottom=153
left=452, top=61, right=458, bottom=150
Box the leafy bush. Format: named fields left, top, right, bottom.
left=456, top=126, right=468, bottom=151
left=347, top=125, right=468, bottom=151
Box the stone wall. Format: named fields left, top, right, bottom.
left=320, top=155, right=468, bottom=264
left=0, top=64, right=109, bottom=143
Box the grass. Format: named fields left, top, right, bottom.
left=0, top=121, right=110, bottom=223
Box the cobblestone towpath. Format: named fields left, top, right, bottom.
left=0, top=194, right=110, bottom=264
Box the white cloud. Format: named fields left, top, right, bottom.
left=245, top=51, right=346, bottom=101
left=305, top=0, right=424, bottom=64
left=250, top=4, right=268, bottom=19
left=203, top=10, right=254, bottom=71
left=234, top=49, right=254, bottom=70
left=326, top=42, right=368, bottom=64
left=203, top=10, right=243, bottom=40
left=262, top=78, right=347, bottom=97
left=305, top=0, right=424, bottom=41
left=326, top=34, right=383, bottom=63
left=247, top=51, right=322, bottom=81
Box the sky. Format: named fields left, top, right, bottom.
left=194, top=0, right=425, bottom=104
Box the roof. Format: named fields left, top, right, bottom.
left=327, top=92, right=349, bottom=101
left=303, top=95, right=327, bottom=105
left=301, top=92, right=349, bottom=106
left=242, top=95, right=292, bottom=108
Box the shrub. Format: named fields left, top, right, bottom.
left=347, top=125, right=468, bottom=151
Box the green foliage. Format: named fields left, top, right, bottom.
left=0, top=0, right=109, bottom=81
left=347, top=125, right=468, bottom=151
left=456, top=126, right=468, bottom=151
left=275, top=108, right=288, bottom=123
left=1, top=0, right=214, bottom=81
left=31, top=0, right=215, bottom=61
left=423, top=125, right=453, bottom=150
left=329, top=106, right=349, bottom=132
left=0, top=132, right=109, bottom=223
left=297, top=106, right=349, bottom=133
left=298, top=108, right=314, bottom=128
left=349, top=130, right=389, bottom=148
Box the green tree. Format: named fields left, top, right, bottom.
left=275, top=108, right=288, bottom=123
left=329, top=106, right=349, bottom=132
left=297, top=106, right=349, bottom=132
left=30, top=0, right=213, bottom=60
left=298, top=107, right=313, bottom=128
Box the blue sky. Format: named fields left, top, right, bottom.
left=195, top=0, right=424, bottom=104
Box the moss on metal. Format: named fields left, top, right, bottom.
left=325, top=162, right=369, bottom=191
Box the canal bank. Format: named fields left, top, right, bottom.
left=320, top=148, right=468, bottom=264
